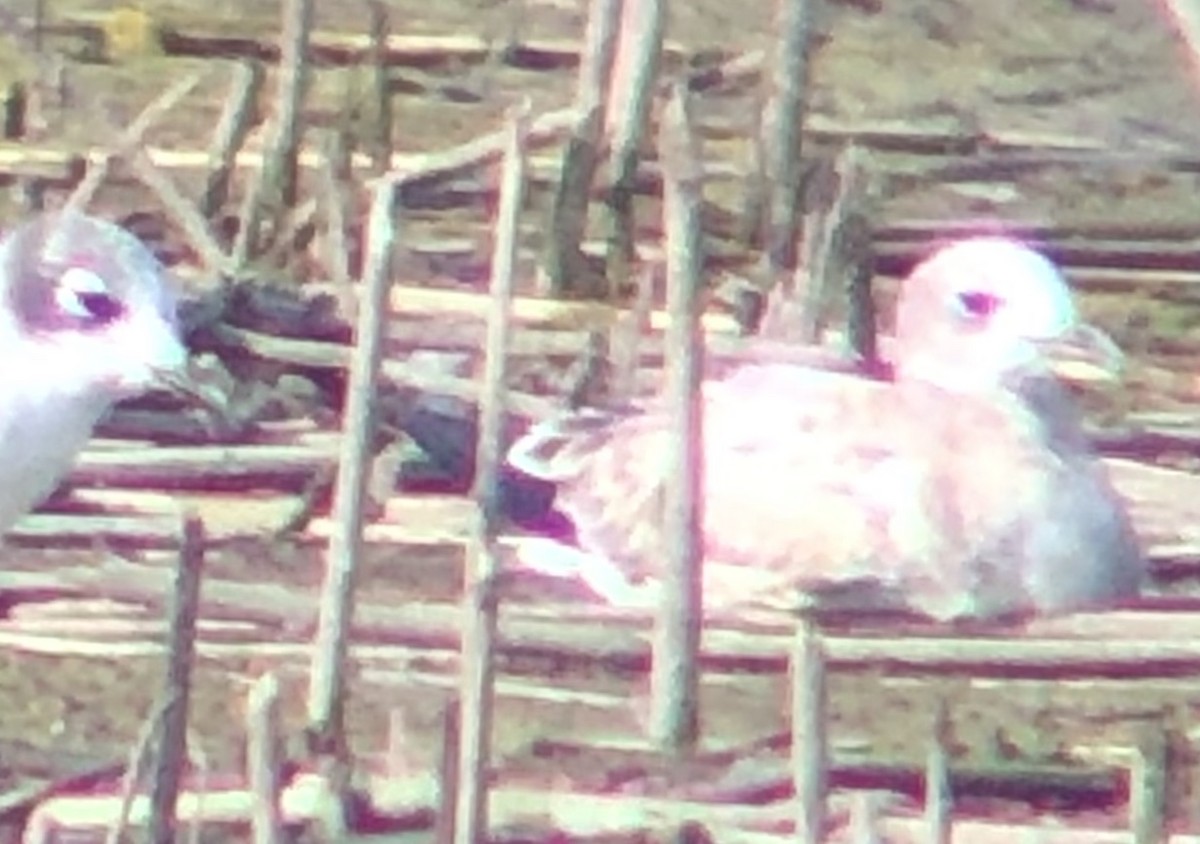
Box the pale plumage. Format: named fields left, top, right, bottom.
left=0, top=211, right=186, bottom=534
left=505, top=238, right=1144, bottom=621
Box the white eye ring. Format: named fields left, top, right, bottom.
left=55, top=267, right=109, bottom=319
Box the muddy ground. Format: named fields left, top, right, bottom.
left=1, top=0, right=1200, bottom=837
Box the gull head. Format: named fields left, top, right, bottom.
left=0, top=211, right=187, bottom=409
left=892, top=237, right=1122, bottom=392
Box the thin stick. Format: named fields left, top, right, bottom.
left=540, top=0, right=619, bottom=296
left=435, top=698, right=462, bottom=844
left=103, top=697, right=172, bottom=844
left=31, top=0, right=44, bottom=53
left=649, top=83, right=704, bottom=751
left=306, top=184, right=397, bottom=752
left=128, top=146, right=231, bottom=277
left=609, top=264, right=654, bottom=404
left=0, top=4, right=229, bottom=276
left=603, top=0, right=665, bottom=290
left=924, top=700, right=952, bottom=844
left=363, top=0, right=393, bottom=174
left=63, top=70, right=207, bottom=215
left=247, top=673, right=283, bottom=844
left=266, top=0, right=313, bottom=208
left=1130, top=723, right=1168, bottom=844
left=233, top=0, right=313, bottom=267
left=454, top=105, right=528, bottom=844
left=201, top=60, right=264, bottom=219
left=791, top=616, right=828, bottom=844
left=231, top=139, right=270, bottom=269
left=797, top=144, right=873, bottom=346
left=317, top=129, right=353, bottom=287
left=148, top=515, right=205, bottom=844
left=258, top=188, right=321, bottom=270
left=759, top=0, right=813, bottom=271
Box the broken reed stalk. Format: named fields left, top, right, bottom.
left=603, top=0, right=665, bottom=290
left=307, top=183, right=397, bottom=754
left=454, top=106, right=528, bottom=844
left=924, top=700, right=952, bottom=844
left=738, top=89, right=768, bottom=247
left=563, top=329, right=611, bottom=410
left=364, top=0, right=394, bottom=174
left=791, top=617, right=828, bottom=844
left=541, top=0, right=619, bottom=297
left=849, top=791, right=884, bottom=844
left=841, top=196, right=877, bottom=367
left=609, top=264, right=654, bottom=404
left=318, top=129, right=354, bottom=286
left=201, top=59, right=264, bottom=219
left=797, top=144, right=873, bottom=347
left=63, top=69, right=207, bottom=215
left=247, top=673, right=284, bottom=844
left=436, top=697, right=462, bottom=844
left=0, top=2, right=230, bottom=276
left=1129, top=724, right=1167, bottom=844
left=232, top=145, right=270, bottom=269
left=129, top=145, right=232, bottom=277
left=650, top=83, right=704, bottom=751
left=103, top=696, right=173, bottom=844
left=234, top=0, right=313, bottom=267
left=259, top=189, right=322, bottom=270
left=759, top=0, right=813, bottom=270
left=148, top=515, right=206, bottom=844
left=267, top=0, right=313, bottom=209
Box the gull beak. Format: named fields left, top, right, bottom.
left=140, top=318, right=232, bottom=424
left=1035, top=323, right=1124, bottom=385
left=157, top=359, right=233, bottom=425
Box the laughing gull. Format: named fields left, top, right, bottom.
left=0, top=211, right=188, bottom=535
left=503, top=237, right=1145, bottom=621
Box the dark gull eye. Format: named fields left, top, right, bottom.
left=955, top=290, right=1003, bottom=320
left=55, top=266, right=124, bottom=326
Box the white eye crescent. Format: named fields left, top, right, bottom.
left=55, top=266, right=117, bottom=322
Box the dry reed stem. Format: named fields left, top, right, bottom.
left=232, top=0, right=313, bottom=268
left=247, top=673, right=284, bottom=844
left=791, top=618, right=828, bottom=844
left=924, top=700, right=953, bottom=844
left=258, top=188, right=321, bottom=268
left=97, top=697, right=171, bottom=844
left=798, top=144, right=873, bottom=347
left=267, top=0, right=313, bottom=209
left=603, top=0, right=666, bottom=288
left=436, top=700, right=462, bottom=844
left=1129, top=723, right=1168, bottom=844
left=759, top=0, right=813, bottom=270
left=0, top=3, right=230, bottom=276
left=650, top=83, right=704, bottom=750
left=455, top=104, right=528, bottom=844
left=376, top=105, right=575, bottom=187
left=306, top=183, right=396, bottom=752
left=128, top=145, right=231, bottom=277
left=317, top=129, right=353, bottom=287
left=63, top=69, right=207, bottom=215
left=201, top=59, right=264, bottom=219
left=10, top=551, right=1200, bottom=672
left=541, top=0, right=619, bottom=296
left=609, top=264, right=655, bottom=403
left=148, top=515, right=206, bottom=844
left=146, top=25, right=709, bottom=68
left=363, top=0, right=393, bottom=174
